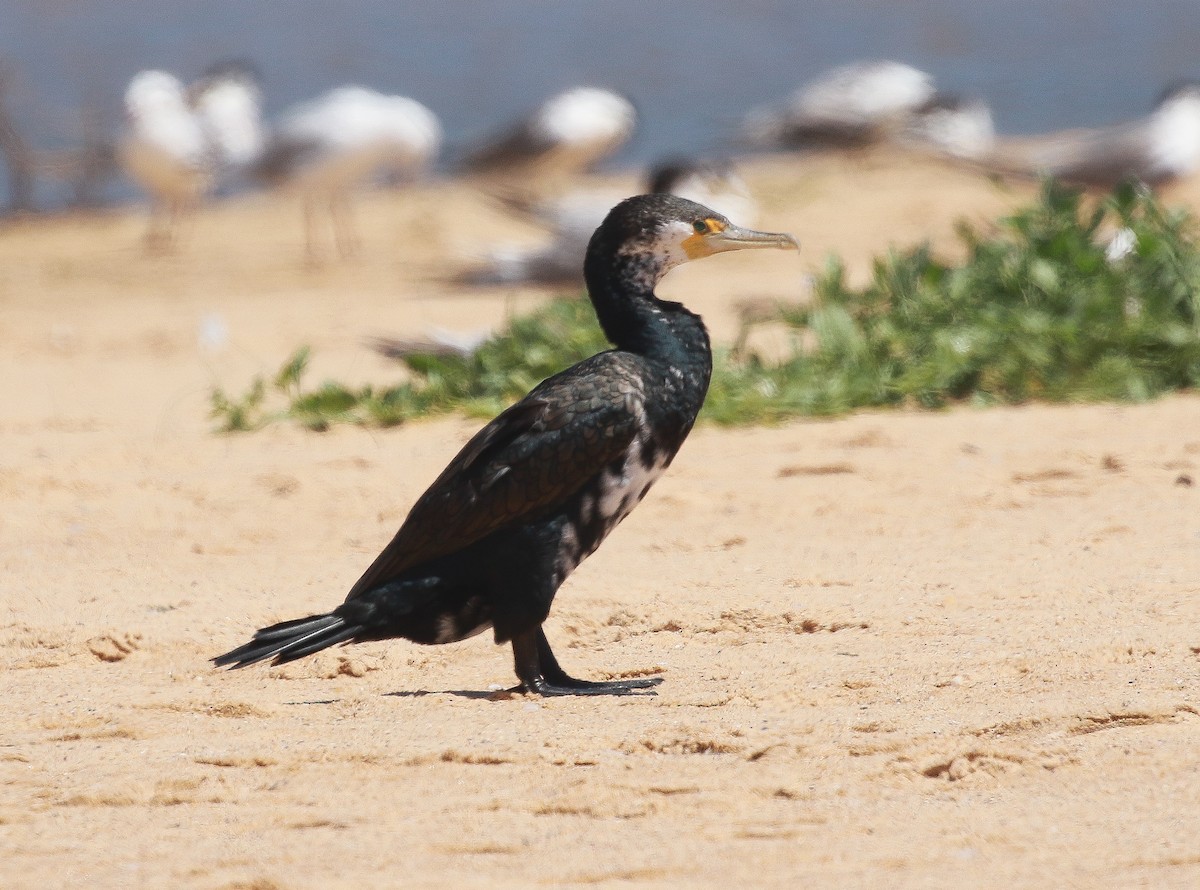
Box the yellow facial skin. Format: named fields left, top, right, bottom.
left=681, top=218, right=728, bottom=259
left=682, top=217, right=799, bottom=259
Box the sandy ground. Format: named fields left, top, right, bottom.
left=2, top=151, right=1199, bottom=889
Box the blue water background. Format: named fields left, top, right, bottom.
left=1, top=0, right=1198, bottom=207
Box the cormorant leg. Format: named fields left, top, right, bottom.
left=509, top=628, right=662, bottom=697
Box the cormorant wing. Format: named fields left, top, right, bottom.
left=345, top=356, right=644, bottom=599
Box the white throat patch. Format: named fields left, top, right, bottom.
left=615, top=218, right=696, bottom=290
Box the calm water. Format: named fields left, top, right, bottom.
left=2, top=0, right=1199, bottom=207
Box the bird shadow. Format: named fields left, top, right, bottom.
left=288, top=686, right=658, bottom=704
left=282, top=689, right=499, bottom=705
left=385, top=687, right=515, bottom=700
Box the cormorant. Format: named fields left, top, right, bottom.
left=214, top=194, right=798, bottom=696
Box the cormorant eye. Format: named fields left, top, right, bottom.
left=692, top=220, right=708, bottom=235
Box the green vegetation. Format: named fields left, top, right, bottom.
left=211, top=182, right=1200, bottom=432
left=210, top=299, right=610, bottom=432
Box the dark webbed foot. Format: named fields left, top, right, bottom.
left=512, top=675, right=663, bottom=697
left=510, top=629, right=662, bottom=697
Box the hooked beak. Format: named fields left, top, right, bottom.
left=683, top=223, right=800, bottom=259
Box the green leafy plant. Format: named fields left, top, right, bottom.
left=766, top=180, right=1200, bottom=411
left=211, top=181, right=1200, bottom=433
left=210, top=299, right=610, bottom=432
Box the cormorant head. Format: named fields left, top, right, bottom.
left=588, top=193, right=797, bottom=290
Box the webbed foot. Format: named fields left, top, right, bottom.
left=510, top=628, right=663, bottom=697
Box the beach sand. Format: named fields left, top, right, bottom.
left=2, top=151, right=1199, bottom=888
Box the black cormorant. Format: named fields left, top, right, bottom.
left=213, top=194, right=798, bottom=696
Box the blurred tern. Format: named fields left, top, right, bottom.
left=254, top=86, right=442, bottom=260
left=463, top=157, right=758, bottom=287
left=189, top=61, right=267, bottom=176
left=462, top=86, right=636, bottom=179
left=117, top=69, right=212, bottom=249
left=741, top=60, right=936, bottom=149
left=983, top=82, right=1200, bottom=190
left=897, top=93, right=996, bottom=160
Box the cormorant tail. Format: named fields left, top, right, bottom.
left=212, top=613, right=359, bottom=669
left=212, top=576, right=444, bottom=669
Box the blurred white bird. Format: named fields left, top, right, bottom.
left=372, top=160, right=757, bottom=361
left=462, top=86, right=636, bottom=179
left=897, top=93, right=996, bottom=160
left=118, top=69, right=212, bottom=249
left=366, top=325, right=493, bottom=361
left=741, top=60, right=937, bottom=149
left=188, top=61, right=267, bottom=175
left=253, top=85, right=442, bottom=260
left=981, top=82, right=1200, bottom=190
left=463, top=157, right=758, bottom=286
left=645, top=157, right=759, bottom=225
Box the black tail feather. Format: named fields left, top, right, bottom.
left=212, top=613, right=359, bottom=669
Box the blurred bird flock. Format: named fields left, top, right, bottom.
left=3, top=5, right=1200, bottom=429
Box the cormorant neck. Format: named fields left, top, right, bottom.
left=583, top=246, right=693, bottom=355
